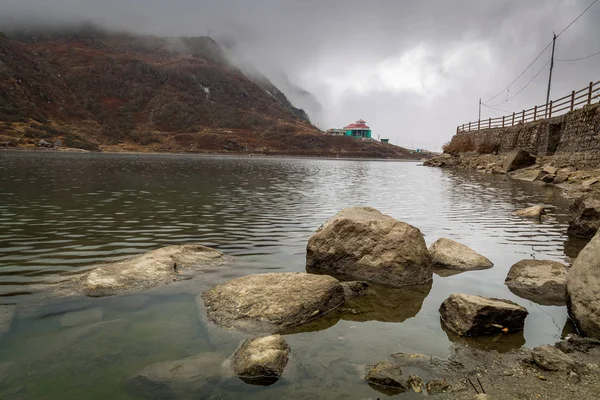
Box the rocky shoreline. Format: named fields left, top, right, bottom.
left=424, top=150, right=600, bottom=240
left=3, top=203, right=600, bottom=399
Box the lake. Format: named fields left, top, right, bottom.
left=0, top=151, right=580, bottom=399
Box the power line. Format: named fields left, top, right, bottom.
left=556, top=0, right=599, bottom=37
left=556, top=49, right=600, bottom=62
left=482, top=0, right=598, bottom=104
left=486, top=58, right=551, bottom=107
left=483, top=41, right=552, bottom=103
left=481, top=103, right=511, bottom=113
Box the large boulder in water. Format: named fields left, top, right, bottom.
left=232, top=335, right=290, bottom=384
left=201, top=272, right=344, bottom=332
left=567, top=193, right=600, bottom=239
left=81, top=244, right=225, bottom=297
left=503, top=149, right=536, bottom=172
left=505, top=260, right=568, bottom=306
left=428, top=238, right=493, bottom=270
left=566, top=231, right=600, bottom=339
left=306, top=207, right=432, bottom=287
left=439, top=293, right=528, bottom=336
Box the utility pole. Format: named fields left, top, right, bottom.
left=545, top=32, right=557, bottom=118
left=478, top=98, right=481, bottom=121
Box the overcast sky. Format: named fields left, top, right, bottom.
left=1, top=0, right=599, bottom=150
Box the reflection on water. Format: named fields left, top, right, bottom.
left=0, top=152, right=578, bottom=399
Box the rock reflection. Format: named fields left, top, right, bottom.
left=440, top=318, right=526, bottom=353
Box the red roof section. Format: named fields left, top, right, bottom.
left=343, top=119, right=370, bottom=129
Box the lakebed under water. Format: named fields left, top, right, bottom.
left=0, top=151, right=584, bottom=399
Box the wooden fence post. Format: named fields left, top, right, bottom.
left=512, top=112, right=515, bottom=126
left=589, top=81, right=593, bottom=105
left=533, top=105, right=537, bottom=122
left=488, top=117, right=491, bottom=128
left=468, top=122, right=471, bottom=132
left=522, top=110, right=525, bottom=123
left=502, top=116, right=505, bottom=127
left=571, top=90, right=575, bottom=111
left=549, top=101, right=553, bottom=118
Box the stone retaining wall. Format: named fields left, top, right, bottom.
left=451, top=104, right=600, bottom=168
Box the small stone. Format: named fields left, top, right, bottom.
left=582, top=177, right=599, bottom=187
left=340, top=281, right=369, bottom=298
left=365, top=361, right=406, bottom=389
left=566, top=371, right=580, bottom=384
left=553, top=173, right=569, bottom=184
left=532, top=345, right=575, bottom=371
left=504, top=260, right=568, bottom=306
left=232, top=335, right=290, bottom=380
left=439, top=293, right=528, bottom=336
left=542, top=165, right=558, bottom=175
left=513, top=205, right=545, bottom=219
left=406, top=374, right=424, bottom=393
left=428, top=238, right=493, bottom=270
left=474, top=395, right=493, bottom=400
left=426, top=378, right=451, bottom=395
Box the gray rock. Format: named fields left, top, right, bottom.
left=566, top=230, right=600, bottom=339
left=201, top=272, right=344, bottom=332
left=428, top=238, right=493, bottom=270
left=503, top=149, right=536, bottom=172
left=542, top=165, right=558, bottom=175
left=505, top=260, right=568, bottom=306
left=340, top=281, right=369, bottom=298
left=125, top=352, right=225, bottom=399
left=513, top=205, right=546, bottom=219
left=306, top=207, right=432, bottom=287
left=0, top=305, right=16, bottom=340
left=232, top=335, right=290, bottom=380
left=81, top=244, right=226, bottom=297
left=582, top=177, right=600, bottom=187
left=553, top=173, right=569, bottom=184
left=439, top=293, right=528, bottom=336
left=59, top=308, right=104, bottom=328
left=426, top=378, right=451, bottom=395
left=568, top=193, right=600, bottom=239
left=532, top=345, right=575, bottom=371
left=365, top=361, right=406, bottom=389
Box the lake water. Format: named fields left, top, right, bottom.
left=0, top=151, right=582, bottom=399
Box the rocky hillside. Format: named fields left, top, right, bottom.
left=0, top=26, right=416, bottom=158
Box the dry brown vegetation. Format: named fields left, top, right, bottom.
left=442, top=135, right=475, bottom=154
left=0, top=26, right=417, bottom=158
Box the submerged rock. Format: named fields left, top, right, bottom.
left=81, top=244, right=226, bottom=297
left=201, top=272, right=344, bottom=332
left=567, top=193, right=600, bottom=239
left=428, top=238, right=493, bottom=270
left=566, top=231, right=600, bottom=339
left=532, top=345, right=575, bottom=371
left=232, top=335, right=290, bottom=384
left=59, top=308, right=104, bottom=328
left=426, top=378, right=451, bottom=395
left=365, top=361, right=406, bottom=389
left=0, top=305, right=16, bottom=340
left=439, top=293, right=528, bottom=336
left=340, top=281, right=369, bottom=298
left=125, top=352, right=225, bottom=399
left=306, top=206, right=432, bottom=287
left=505, top=260, right=568, bottom=306
left=513, top=205, right=546, bottom=219
left=503, top=149, right=536, bottom=172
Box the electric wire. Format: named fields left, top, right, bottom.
left=556, top=49, right=600, bottom=62
left=485, top=58, right=551, bottom=107
left=482, top=0, right=598, bottom=104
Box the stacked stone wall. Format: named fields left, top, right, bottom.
left=450, top=104, right=600, bottom=168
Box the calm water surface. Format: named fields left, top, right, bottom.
left=0, top=152, right=580, bottom=399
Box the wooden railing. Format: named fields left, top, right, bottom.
left=457, top=81, right=600, bottom=133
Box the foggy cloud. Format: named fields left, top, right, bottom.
left=1, top=0, right=599, bottom=150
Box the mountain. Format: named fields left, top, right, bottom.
left=0, top=25, right=417, bottom=158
